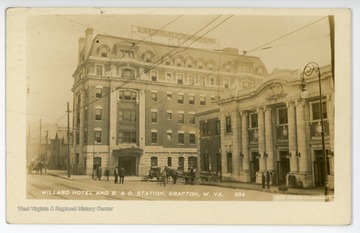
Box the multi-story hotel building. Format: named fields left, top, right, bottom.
left=71, top=28, right=268, bottom=176
left=197, top=65, right=334, bottom=189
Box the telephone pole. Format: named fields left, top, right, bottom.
left=39, top=119, right=42, bottom=158
left=45, top=130, right=48, bottom=172
left=66, top=102, right=72, bottom=178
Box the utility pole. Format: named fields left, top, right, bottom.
left=66, top=102, right=72, bottom=178
left=39, top=119, right=42, bottom=159
left=45, top=130, right=48, bottom=172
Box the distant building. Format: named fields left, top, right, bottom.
left=71, top=28, right=268, bottom=176
left=197, top=66, right=334, bottom=189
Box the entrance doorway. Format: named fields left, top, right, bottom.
left=118, top=156, right=137, bottom=176
left=277, top=151, right=290, bottom=185
left=313, top=150, right=330, bottom=187
left=250, top=152, right=259, bottom=182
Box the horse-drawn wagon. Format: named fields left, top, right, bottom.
left=142, top=166, right=161, bottom=181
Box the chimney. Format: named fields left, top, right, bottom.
left=85, top=28, right=94, bottom=58
left=78, top=37, right=85, bottom=64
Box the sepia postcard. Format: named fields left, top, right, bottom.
left=6, top=7, right=352, bottom=225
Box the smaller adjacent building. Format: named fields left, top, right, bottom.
left=197, top=66, right=334, bottom=189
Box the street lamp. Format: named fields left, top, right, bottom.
left=301, top=62, right=329, bottom=197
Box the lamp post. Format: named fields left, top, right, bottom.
left=301, top=62, right=328, bottom=197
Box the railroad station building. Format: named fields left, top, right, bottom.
left=196, top=65, right=334, bottom=189
left=71, top=28, right=268, bottom=176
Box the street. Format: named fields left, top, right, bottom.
left=27, top=172, right=276, bottom=201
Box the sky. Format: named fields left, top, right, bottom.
left=24, top=10, right=332, bottom=135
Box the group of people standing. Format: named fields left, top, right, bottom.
left=114, top=166, right=126, bottom=184
left=261, top=171, right=272, bottom=190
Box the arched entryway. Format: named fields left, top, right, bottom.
left=113, top=148, right=143, bottom=176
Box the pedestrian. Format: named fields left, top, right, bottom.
left=114, top=166, right=119, bottom=184
left=119, top=167, right=126, bottom=184
left=97, top=166, right=102, bottom=181
left=262, top=172, right=266, bottom=190
left=266, top=171, right=271, bottom=189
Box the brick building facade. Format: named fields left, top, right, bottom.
left=71, top=28, right=268, bottom=176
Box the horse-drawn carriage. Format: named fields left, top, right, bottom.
left=27, top=158, right=45, bottom=174
left=142, top=166, right=161, bottom=181
left=176, top=168, right=221, bottom=185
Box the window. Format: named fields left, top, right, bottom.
left=167, top=132, right=173, bottom=140
left=121, top=69, right=135, bottom=79
left=250, top=113, right=258, bottom=128
left=167, top=157, right=172, bottom=167
left=151, top=112, right=157, bottom=123
left=95, top=131, right=102, bottom=143
left=211, top=96, right=216, bottom=103
left=200, top=96, right=206, bottom=105
left=167, top=93, right=172, bottom=100
left=189, top=114, right=195, bottom=124
left=95, top=109, right=102, bottom=121
left=151, top=71, right=157, bottom=81
left=178, top=113, right=184, bottom=124
left=226, top=116, right=232, bottom=133
left=167, top=112, right=172, bottom=120
left=188, top=156, right=197, bottom=168
left=118, top=111, right=123, bottom=121
left=202, top=122, right=209, bottom=136
left=101, top=47, right=107, bottom=57
left=96, top=88, right=102, bottom=98
left=188, top=75, right=194, bottom=85
left=151, top=132, right=157, bottom=144
left=189, top=95, right=195, bottom=104
left=187, top=59, right=193, bottom=68
left=198, top=61, right=203, bottom=69
left=216, top=120, right=221, bottom=135
left=166, top=73, right=172, bottom=82
left=178, top=157, right=184, bottom=170
left=208, top=63, right=213, bottom=71
left=145, top=53, right=152, bottom=62
left=151, top=92, right=157, bottom=102
left=96, top=65, right=103, bottom=76
left=209, top=77, right=215, bottom=85
left=189, top=133, right=196, bottom=144
left=151, top=157, right=158, bottom=167
left=119, top=91, right=136, bottom=101
left=225, top=64, right=231, bottom=72
left=178, top=95, right=184, bottom=104
left=311, top=101, right=328, bottom=120
left=176, top=58, right=182, bottom=67
left=118, top=131, right=136, bottom=143
left=83, top=131, right=87, bottom=144
left=178, top=133, right=184, bottom=144
left=177, top=74, right=184, bottom=84
left=224, top=79, right=229, bottom=88
left=118, top=110, right=136, bottom=122
left=278, top=108, right=288, bottom=125
left=123, top=111, right=131, bottom=121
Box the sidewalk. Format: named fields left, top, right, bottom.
left=45, top=169, right=332, bottom=196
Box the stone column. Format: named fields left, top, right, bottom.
left=287, top=101, right=298, bottom=173
left=231, top=111, right=239, bottom=177
left=296, top=100, right=309, bottom=173
left=264, top=107, right=274, bottom=171
left=241, top=112, right=249, bottom=171
left=257, top=107, right=266, bottom=172
left=240, top=111, right=251, bottom=182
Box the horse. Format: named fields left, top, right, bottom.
left=29, top=160, right=44, bottom=174
left=156, top=169, right=167, bottom=187
left=164, top=166, right=178, bottom=184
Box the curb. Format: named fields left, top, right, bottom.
left=47, top=172, right=75, bottom=181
